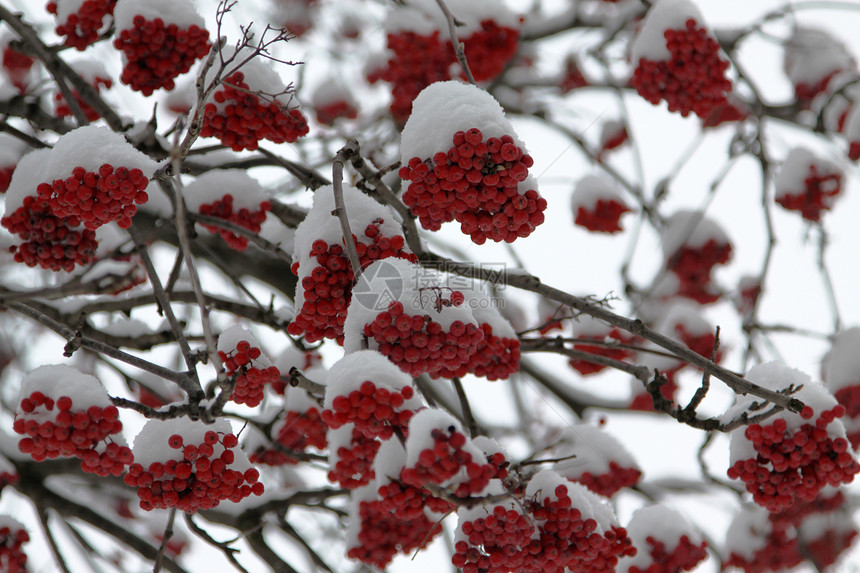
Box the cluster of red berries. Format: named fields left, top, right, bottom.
left=458, top=323, right=521, bottom=381
left=727, top=406, right=860, bottom=512
left=0, top=470, right=17, bottom=492
left=775, top=165, right=842, bottom=222
left=321, top=381, right=416, bottom=440
left=2, top=195, right=99, bottom=271
left=560, top=57, right=588, bottom=93
left=369, top=21, right=518, bottom=123
left=522, top=484, right=636, bottom=573
left=0, top=522, right=29, bottom=573
left=834, top=386, right=860, bottom=448
left=453, top=505, right=536, bottom=573
left=201, top=72, right=309, bottom=151
left=628, top=535, right=708, bottom=573
left=569, top=329, right=633, bottom=375
left=401, top=428, right=505, bottom=497
left=802, top=525, right=858, bottom=570
left=218, top=339, right=281, bottom=407
left=574, top=198, right=630, bottom=234
left=288, top=220, right=417, bottom=343
left=2, top=45, right=34, bottom=92
left=377, top=477, right=455, bottom=520
left=249, top=408, right=328, bottom=465
left=327, top=428, right=380, bottom=489
left=770, top=489, right=845, bottom=528
left=632, top=19, right=732, bottom=119
left=347, top=498, right=442, bottom=569
left=46, top=0, right=116, bottom=50
left=667, top=239, right=732, bottom=304
left=35, top=164, right=149, bottom=230
left=573, top=462, right=642, bottom=498
left=363, top=300, right=485, bottom=378
left=401, top=128, right=546, bottom=244
left=198, top=194, right=272, bottom=251
left=314, top=100, right=358, bottom=125
left=114, top=16, right=210, bottom=95
left=702, top=98, right=749, bottom=128
left=794, top=71, right=839, bottom=108
left=597, top=124, right=628, bottom=161
left=124, top=431, right=263, bottom=512
left=724, top=522, right=803, bottom=573
left=54, top=75, right=112, bottom=121
left=14, top=392, right=132, bottom=476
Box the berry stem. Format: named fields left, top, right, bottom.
left=332, top=141, right=364, bottom=280
left=432, top=0, right=477, bottom=85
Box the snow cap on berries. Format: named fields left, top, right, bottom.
left=631, top=0, right=705, bottom=63
left=385, top=0, right=519, bottom=37
left=16, top=365, right=112, bottom=422
left=526, top=469, right=620, bottom=532
left=401, top=80, right=528, bottom=167
left=114, top=0, right=205, bottom=31
left=784, top=27, right=856, bottom=96
left=724, top=505, right=776, bottom=562
left=4, top=125, right=158, bottom=214
left=404, top=408, right=482, bottom=467
left=774, top=147, right=842, bottom=218
left=131, top=417, right=251, bottom=470
left=323, top=350, right=422, bottom=411
left=183, top=169, right=271, bottom=213
left=661, top=210, right=729, bottom=262
left=201, top=45, right=298, bottom=109
left=217, top=324, right=274, bottom=366
left=551, top=425, right=641, bottom=491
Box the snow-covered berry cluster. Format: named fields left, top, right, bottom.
left=345, top=262, right=485, bottom=378
left=783, top=26, right=856, bottom=109
left=824, top=328, right=860, bottom=448
left=551, top=425, right=642, bottom=497
left=125, top=418, right=263, bottom=512
left=311, top=81, right=358, bottom=125
left=201, top=59, right=309, bottom=151
left=661, top=210, right=732, bottom=304
left=113, top=0, right=210, bottom=95
left=0, top=456, right=17, bottom=493
left=453, top=501, right=535, bottom=573
left=617, top=505, right=707, bottom=573
left=400, top=82, right=546, bottom=244
left=54, top=59, right=113, bottom=121
left=0, top=517, right=29, bottom=573
left=702, top=95, right=749, bottom=128
left=571, top=175, right=632, bottom=235
left=47, top=0, right=116, bottom=50
left=596, top=119, right=628, bottom=160
left=631, top=2, right=732, bottom=119
left=327, top=424, right=380, bottom=489
left=14, top=365, right=133, bottom=477
left=217, top=325, right=280, bottom=408
left=1, top=126, right=157, bottom=271
left=560, top=55, right=588, bottom=93
left=774, top=147, right=842, bottom=222
left=727, top=362, right=860, bottom=513
left=322, top=351, right=422, bottom=440
left=184, top=170, right=272, bottom=251
left=289, top=184, right=417, bottom=343
left=368, top=1, right=520, bottom=122
left=2, top=40, right=34, bottom=93
left=248, top=381, right=328, bottom=465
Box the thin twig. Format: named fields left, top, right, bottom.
left=153, top=508, right=177, bottom=573
left=433, top=0, right=477, bottom=85
left=332, top=141, right=363, bottom=279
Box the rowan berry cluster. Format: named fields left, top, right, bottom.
left=632, top=19, right=732, bottom=119
left=453, top=505, right=535, bottom=573
left=597, top=122, right=628, bottom=160
left=54, top=75, right=112, bottom=121
left=834, top=386, right=860, bottom=447
left=0, top=522, right=29, bottom=573
left=400, top=128, right=546, bottom=244
left=363, top=300, right=485, bottom=378
left=775, top=165, right=842, bottom=222
left=376, top=478, right=455, bottom=520
left=0, top=470, right=17, bottom=492
left=724, top=522, right=802, bottom=573
left=327, top=428, right=380, bottom=489
left=457, top=323, right=521, bottom=381
left=197, top=194, right=272, bottom=251
left=560, top=56, right=588, bottom=93
left=347, top=498, right=442, bottom=568
left=522, top=482, right=636, bottom=573
left=201, top=72, right=309, bottom=151
left=124, top=431, right=263, bottom=512
left=574, top=462, right=642, bottom=498
left=370, top=20, right=518, bottom=123
left=218, top=339, right=281, bottom=407
left=14, top=392, right=132, bottom=476
left=35, top=164, right=149, bottom=230
left=47, top=0, right=116, bottom=50
left=249, top=408, right=328, bottom=465
left=288, top=220, right=416, bottom=343
left=727, top=406, right=860, bottom=512
left=627, top=535, right=707, bottom=573
left=667, top=239, right=732, bottom=304
left=1, top=195, right=99, bottom=271
left=2, top=46, right=34, bottom=92
left=314, top=100, right=358, bottom=125
left=569, top=329, right=633, bottom=375
left=400, top=428, right=504, bottom=497
left=702, top=98, right=749, bottom=128
left=321, top=381, right=416, bottom=440
left=114, top=16, right=210, bottom=95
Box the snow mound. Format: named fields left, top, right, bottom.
left=632, top=0, right=705, bottom=63
left=114, top=0, right=206, bottom=31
